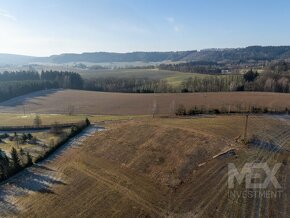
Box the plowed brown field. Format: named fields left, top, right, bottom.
left=1, top=89, right=290, bottom=115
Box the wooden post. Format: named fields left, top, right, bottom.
left=244, top=114, right=249, bottom=143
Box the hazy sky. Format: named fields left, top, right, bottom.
left=0, top=0, right=290, bottom=56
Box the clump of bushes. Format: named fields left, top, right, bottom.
left=175, top=104, right=289, bottom=116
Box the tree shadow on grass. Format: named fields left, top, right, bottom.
left=0, top=189, right=19, bottom=216
left=0, top=164, right=66, bottom=216
left=0, top=89, right=60, bottom=107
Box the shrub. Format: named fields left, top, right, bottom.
left=175, top=104, right=187, bottom=116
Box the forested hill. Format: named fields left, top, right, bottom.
left=35, top=46, right=290, bottom=63
left=45, top=51, right=194, bottom=64
left=2, top=46, right=290, bottom=65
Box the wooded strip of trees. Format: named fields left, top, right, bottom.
left=181, top=70, right=290, bottom=93
left=0, top=80, right=57, bottom=102
left=159, top=61, right=223, bottom=74
left=181, top=75, right=244, bottom=92
left=84, top=77, right=174, bottom=93
left=0, top=71, right=83, bottom=102
left=174, top=104, right=288, bottom=117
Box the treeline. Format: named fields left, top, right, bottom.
left=239, top=70, right=290, bottom=92
left=0, top=71, right=40, bottom=81
left=181, top=75, right=244, bottom=92
left=181, top=70, right=290, bottom=93
left=0, top=80, right=58, bottom=102
left=160, top=61, right=223, bottom=75
left=174, top=104, right=289, bottom=116
left=84, top=71, right=290, bottom=93
left=41, top=71, right=83, bottom=89
left=0, top=71, right=83, bottom=102
left=84, top=77, right=174, bottom=93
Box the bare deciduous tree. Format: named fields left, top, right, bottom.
left=67, top=105, right=75, bottom=116
left=152, top=100, right=159, bottom=118
left=169, top=100, right=176, bottom=116
left=33, top=115, right=42, bottom=127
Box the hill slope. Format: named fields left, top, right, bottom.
left=0, top=53, right=35, bottom=65
left=0, top=117, right=288, bottom=217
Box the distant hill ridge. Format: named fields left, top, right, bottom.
left=1, top=46, right=290, bottom=65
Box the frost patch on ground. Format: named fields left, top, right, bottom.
left=0, top=164, right=64, bottom=216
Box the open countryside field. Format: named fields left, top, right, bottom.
left=0, top=116, right=289, bottom=217
left=1, top=89, right=290, bottom=115
left=79, top=68, right=180, bottom=80
left=66, top=67, right=225, bottom=87
left=80, top=68, right=209, bottom=87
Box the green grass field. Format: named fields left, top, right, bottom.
left=80, top=68, right=179, bottom=79
left=80, top=68, right=215, bottom=87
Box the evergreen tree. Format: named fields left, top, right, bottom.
left=85, top=117, right=91, bottom=126
left=27, top=133, right=33, bottom=140
left=0, top=149, right=10, bottom=180
left=20, top=148, right=25, bottom=155
left=244, top=69, right=259, bottom=82
left=22, top=133, right=28, bottom=142
left=10, top=147, right=22, bottom=173
left=26, top=152, right=33, bottom=167
left=34, top=115, right=42, bottom=127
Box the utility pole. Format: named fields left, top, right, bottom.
left=203, top=94, right=207, bottom=113
left=243, top=114, right=249, bottom=143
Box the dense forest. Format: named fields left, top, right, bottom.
left=0, top=71, right=83, bottom=102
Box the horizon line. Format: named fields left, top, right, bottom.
left=1, top=45, right=290, bottom=57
